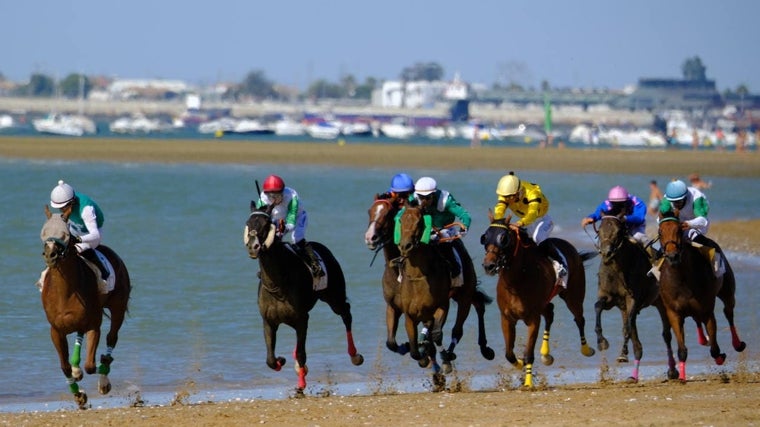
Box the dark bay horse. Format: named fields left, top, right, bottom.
left=657, top=211, right=745, bottom=382
left=244, top=204, right=363, bottom=394
left=393, top=203, right=458, bottom=388
left=481, top=215, right=596, bottom=388
left=592, top=214, right=677, bottom=381
left=364, top=195, right=494, bottom=364
left=40, top=206, right=131, bottom=409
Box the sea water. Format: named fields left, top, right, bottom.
left=1, top=157, right=758, bottom=411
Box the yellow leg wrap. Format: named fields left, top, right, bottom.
left=524, top=364, right=534, bottom=388
left=540, top=331, right=550, bottom=356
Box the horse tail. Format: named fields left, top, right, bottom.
left=474, top=287, right=494, bottom=306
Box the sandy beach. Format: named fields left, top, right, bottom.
left=1, top=136, right=758, bottom=426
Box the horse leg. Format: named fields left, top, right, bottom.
left=501, top=315, right=520, bottom=369
left=263, top=321, right=285, bottom=371
left=404, top=316, right=423, bottom=364
left=695, top=321, right=709, bottom=346
left=717, top=269, right=746, bottom=352
left=385, top=304, right=409, bottom=355
left=97, top=305, right=125, bottom=395
left=617, top=304, right=631, bottom=363
left=431, top=306, right=450, bottom=375
left=705, top=314, right=726, bottom=365
left=655, top=301, right=678, bottom=380
left=522, top=317, right=540, bottom=388
left=667, top=311, right=689, bottom=382
left=293, top=321, right=309, bottom=393
left=627, top=310, right=644, bottom=383
left=540, top=302, right=555, bottom=366
left=568, top=300, right=595, bottom=358
left=472, top=295, right=495, bottom=360
left=51, top=328, right=88, bottom=409
left=335, top=303, right=364, bottom=366
left=593, top=297, right=610, bottom=352
left=442, top=291, right=470, bottom=364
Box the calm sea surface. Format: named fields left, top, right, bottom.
left=1, top=155, right=758, bottom=411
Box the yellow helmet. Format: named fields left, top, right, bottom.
left=496, top=173, right=520, bottom=196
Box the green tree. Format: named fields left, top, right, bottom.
left=681, top=56, right=707, bottom=81
left=353, top=77, right=377, bottom=100
left=306, top=79, right=343, bottom=99
left=25, top=73, right=56, bottom=97
left=59, top=73, right=92, bottom=99
left=400, top=62, right=444, bottom=81
left=237, top=70, right=277, bottom=100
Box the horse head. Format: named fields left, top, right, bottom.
left=658, top=209, right=682, bottom=264
left=365, top=194, right=398, bottom=250
left=244, top=203, right=277, bottom=259
left=597, top=214, right=627, bottom=264
left=480, top=215, right=516, bottom=276
left=396, top=203, right=428, bottom=257
left=41, top=206, right=73, bottom=268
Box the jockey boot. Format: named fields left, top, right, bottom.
left=551, top=258, right=568, bottom=289
left=297, top=240, right=325, bottom=278
left=443, top=245, right=463, bottom=288
left=81, top=248, right=110, bottom=281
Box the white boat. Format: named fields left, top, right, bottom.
left=0, top=114, right=15, bottom=130
left=341, top=121, right=373, bottom=137
left=109, top=113, right=172, bottom=134
left=33, top=113, right=97, bottom=136
left=197, top=117, right=238, bottom=134
left=424, top=124, right=458, bottom=139
left=273, top=117, right=305, bottom=136
left=306, top=121, right=341, bottom=139
left=227, top=119, right=275, bottom=135
left=379, top=118, right=416, bottom=139
left=490, top=123, right=545, bottom=143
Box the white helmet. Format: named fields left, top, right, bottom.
left=50, top=180, right=75, bottom=208
left=414, top=177, right=437, bottom=196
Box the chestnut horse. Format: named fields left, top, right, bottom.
left=481, top=215, right=596, bottom=388
left=364, top=194, right=494, bottom=364
left=657, top=210, right=745, bottom=382
left=244, top=204, right=364, bottom=394
left=592, top=214, right=677, bottom=382
left=40, top=206, right=131, bottom=409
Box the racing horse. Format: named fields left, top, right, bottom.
left=481, top=214, right=596, bottom=388
left=657, top=210, right=745, bottom=382
left=393, top=202, right=460, bottom=388
left=592, top=214, right=677, bottom=381
left=364, top=194, right=494, bottom=363
left=244, top=203, right=363, bottom=394
left=40, top=206, right=131, bottom=409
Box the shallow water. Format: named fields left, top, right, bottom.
left=1, top=158, right=758, bottom=411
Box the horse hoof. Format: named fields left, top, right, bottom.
left=71, top=367, right=83, bottom=381
left=418, top=358, right=431, bottom=369
left=617, top=356, right=629, bottom=363
left=442, top=361, right=453, bottom=375
left=75, top=391, right=88, bottom=409
left=667, top=368, right=679, bottom=380
left=98, top=375, right=111, bottom=395
left=351, top=354, right=364, bottom=366
left=481, top=346, right=495, bottom=361
left=541, top=354, right=554, bottom=366
left=735, top=341, right=747, bottom=352
left=626, top=376, right=639, bottom=384
left=598, top=338, right=609, bottom=352
left=715, top=354, right=726, bottom=366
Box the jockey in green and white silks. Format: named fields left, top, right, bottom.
left=659, top=180, right=710, bottom=241
left=256, top=174, right=323, bottom=278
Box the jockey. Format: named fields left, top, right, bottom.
left=581, top=185, right=652, bottom=251
left=412, top=176, right=471, bottom=288
left=493, top=171, right=567, bottom=287
left=254, top=174, right=324, bottom=278
left=656, top=179, right=723, bottom=277
left=37, top=180, right=109, bottom=291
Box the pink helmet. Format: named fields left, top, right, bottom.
left=607, top=185, right=629, bottom=202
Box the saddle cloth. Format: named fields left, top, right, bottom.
left=81, top=249, right=115, bottom=294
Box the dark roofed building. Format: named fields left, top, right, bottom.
left=617, top=78, right=723, bottom=111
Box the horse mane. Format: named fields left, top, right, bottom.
left=375, top=193, right=393, bottom=201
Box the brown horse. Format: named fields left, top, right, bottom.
left=393, top=202, right=457, bottom=387
left=244, top=203, right=364, bottom=394
left=657, top=210, right=745, bottom=382
left=592, top=214, right=677, bottom=381
left=481, top=215, right=596, bottom=388
left=40, top=206, right=131, bottom=409
left=364, top=194, right=494, bottom=363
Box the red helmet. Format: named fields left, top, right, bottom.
left=262, top=175, right=285, bottom=192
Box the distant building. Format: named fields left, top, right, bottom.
left=617, top=78, right=723, bottom=111
left=107, top=79, right=191, bottom=101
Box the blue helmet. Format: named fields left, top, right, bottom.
left=389, top=173, right=414, bottom=193
left=665, top=180, right=688, bottom=201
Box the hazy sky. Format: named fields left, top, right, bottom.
left=3, top=1, right=758, bottom=92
